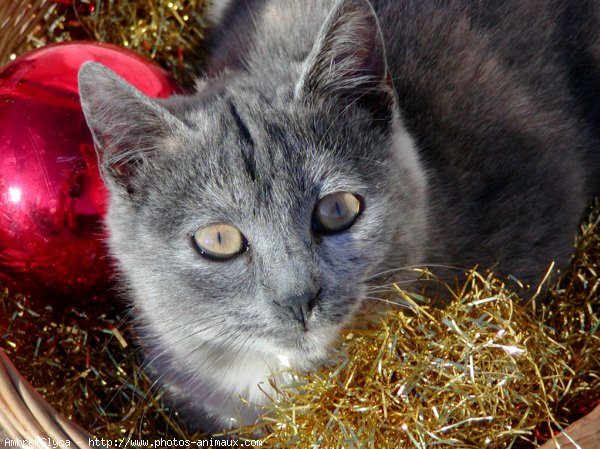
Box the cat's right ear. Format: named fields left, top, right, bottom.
left=295, top=0, right=394, bottom=121
left=78, top=62, right=183, bottom=190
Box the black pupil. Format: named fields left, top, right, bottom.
left=334, top=201, right=342, bottom=217
left=312, top=192, right=360, bottom=234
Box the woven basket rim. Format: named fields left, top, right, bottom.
left=0, top=349, right=108, bottom=449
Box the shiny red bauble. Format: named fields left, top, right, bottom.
left=0, top=42, right=181, bottom=305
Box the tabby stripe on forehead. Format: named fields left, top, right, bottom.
left=228, top=100, right=256, bottom=181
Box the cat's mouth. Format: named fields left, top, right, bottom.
left=272, top=326, right=341, bottom=365
left=272, top=311, right=351, bottom=356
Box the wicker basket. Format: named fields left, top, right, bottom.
left=0, top=350, right=102, bottom=449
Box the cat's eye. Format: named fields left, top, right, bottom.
left=312, top=192, right=362, bottom=234
left=192, top=224, right=247, bottom=260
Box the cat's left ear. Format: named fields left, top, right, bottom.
left=78, top=62, right=184, bottom=189
left=295, top=0, right=394, bottom=121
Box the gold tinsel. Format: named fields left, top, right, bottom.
left=0, top=0, right=209, bottom=87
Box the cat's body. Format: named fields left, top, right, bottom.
left=78, top=0, right=599, bottom=432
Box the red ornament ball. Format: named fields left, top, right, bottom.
left=0, top=42, right=181, bottom=305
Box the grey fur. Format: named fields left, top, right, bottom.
left=78, top=0, right=599, bottom=432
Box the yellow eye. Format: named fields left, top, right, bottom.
left=193, top=224, right=247, bottom=260
left=312, top=192, right=362, bottom=234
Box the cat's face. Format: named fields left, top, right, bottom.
left=78, top=0, right=427, bottom=371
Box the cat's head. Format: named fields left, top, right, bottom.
left=78, top=0, right=427, bottom=371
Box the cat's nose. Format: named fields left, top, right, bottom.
left=276, top=289, right=320, bottom=328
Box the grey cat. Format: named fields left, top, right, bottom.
left=78, top=0, right=599, bottom=433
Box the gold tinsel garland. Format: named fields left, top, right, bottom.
left=1, top=2, right=599, bottom=447
left=0, top=0, right=208, bottom=87
left=254, top=274, right=599, bottom=448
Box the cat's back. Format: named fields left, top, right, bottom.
left=375, top=0, right=599, bottom=192
left=373, top=0, right=599, bottom=280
